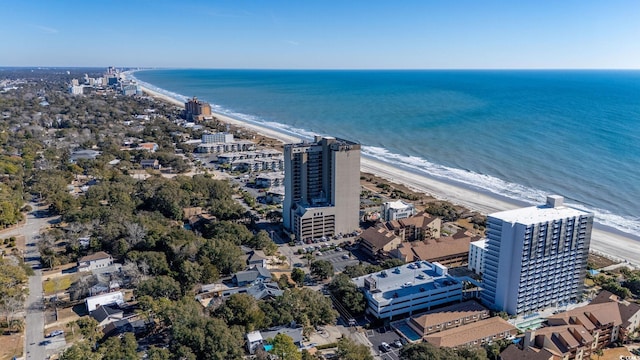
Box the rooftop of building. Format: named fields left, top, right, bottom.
left=360, top=226, right=401, bottom=249
left=424, top=316, right=516, bottom=348
left=353, top=261, right=459, bottom=301
left=410, top=235, right=478, bottom=261
left=78, top=251, right=112, bottom=263
left=500, top=344, right=555, bottom=360
left=285, top=136, right=360, bottom=149
left=546, top=301, right=623, bottom=329
left=531, top=324, right=594, bottom=354
left=489, top=196, right=592, bottom=225
left=590, top=290, right=640, bottom=329
left=384, top=200, right=414, bottom=209
left=385, top=212, right=440, bottom=230
left=470, top=238, right=487, bottom=248
left=410, top=300, right=488, bottom=331
left=256, top=172, right=284, bottom=180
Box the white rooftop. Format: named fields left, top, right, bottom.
left=489, top=196, right=592, bottom=225
left=471, top=238, right=487, bottom=248
left=385, top=200, right=413, bottom=209
left=353, top=261, right=459, bottom=301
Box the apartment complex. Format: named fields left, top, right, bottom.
left=502, top=292, right=640, bottom=359
left=468, top=238, right=487, bottom=275
left=406, top=300, right=490, bottom=338
left=424, top=316, right=517, bottom=348
left=385, top=212, right=441, bottom=241
left=202, top=132, right=234, bottom=143
left=382, top=200, right=416, bottom=221
left=481, top=196, right=594, bottom=315
left=283, top=136, right=360, bottom=241
left=391, top=231, right=479, bottom=268
left=352, top=261, right=463, bottom=320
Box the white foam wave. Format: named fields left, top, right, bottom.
left=128, top=71, right=640, bottom=237
left=361, top=146, right=640, bottom=236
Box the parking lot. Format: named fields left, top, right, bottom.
left=366, top=326, right=404, bottom=360
left=314, top=249, right=360, bottom=272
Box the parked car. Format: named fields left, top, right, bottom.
left=379, top=342, right=391, bottom=352
left=342, top=254, right=350, bottom=259
left=393, top=339, right=403, bottom=348
left=46, top=330, right=64, bottom=338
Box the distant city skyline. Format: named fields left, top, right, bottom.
left=2, top=0, right=639, bottom=69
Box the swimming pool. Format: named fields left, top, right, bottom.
left=393, top=322, right=422, bottom=342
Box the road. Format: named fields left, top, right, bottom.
left=3, top=201, right=60, bottom=360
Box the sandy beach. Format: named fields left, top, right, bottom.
left=140, top=85, right=640, bottom=268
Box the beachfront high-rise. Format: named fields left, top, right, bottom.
left=480, top=196, right=593, bottom=315
left=283, top=136, right=360, bottom=241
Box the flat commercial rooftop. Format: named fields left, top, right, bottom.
left=489, top=203, right=591, bottom=225
left=353, top=261, right=459, bottom=301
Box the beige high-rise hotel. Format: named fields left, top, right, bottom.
left=283, top=136, right=361, bottom=241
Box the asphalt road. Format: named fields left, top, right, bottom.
left=4, top=201, right=60, bottom=360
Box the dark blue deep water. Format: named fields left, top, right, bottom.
left=133, top=69, right=640, bottom=235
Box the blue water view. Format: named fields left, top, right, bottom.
left=133, top=69, right=640, bottom=237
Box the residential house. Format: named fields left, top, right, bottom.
left=140, top=159, right=160, bottom=169
left=85, top=291, right=124, bottom=312
left=246, top=250, right=268, bottom=268
left=90, top=305, right=124, bottom=327
left=232, top=266, right=272, bottom=287
left=138, top=142, right=158, bottom=152
left=246, top=326, right=304, bottom=355
left=103, top=318, right=147, bottom=336
left=78, top=251, right=113, bottom=272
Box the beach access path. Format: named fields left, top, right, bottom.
left=140, top=85, right=640, bottom=268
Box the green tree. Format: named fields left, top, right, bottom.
left=328, top=274, right=366, bottom=315
left=101, top=333, right=138, bottom=360
left=146, top=347, right=171, bottom=360
left=213, top=293, right=266, bottom=332
left=291, top=268, right=306, bottom=286
left=271, top=333, right=302, bottom=360
left=136, top=275, right=182, bottom=300
left=310, top=260, right=334, bottom=280
left=60, top=341, right=99, bottom=360
left=198, top=238, right=244, bottom=274
left=336, top=337, right=374, bottom=360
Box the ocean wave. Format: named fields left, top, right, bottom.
left=128, top=71, right=640, bottom=237
left=361, top=146, right=640, bottom=236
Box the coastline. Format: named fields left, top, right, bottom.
left=139, top=85, right=640, bottom=268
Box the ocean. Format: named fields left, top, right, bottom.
left=132, top=69, right=640, bottom=237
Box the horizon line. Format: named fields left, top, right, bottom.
left=2, top=65, right=640, bottom=71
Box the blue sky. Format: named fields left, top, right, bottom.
left=1, top=0, right=639, bottom=69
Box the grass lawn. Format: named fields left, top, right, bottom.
left=43, top=274, right=80, bottom=295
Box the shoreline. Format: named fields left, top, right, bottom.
left=139, top=84, right=640, bottom=268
